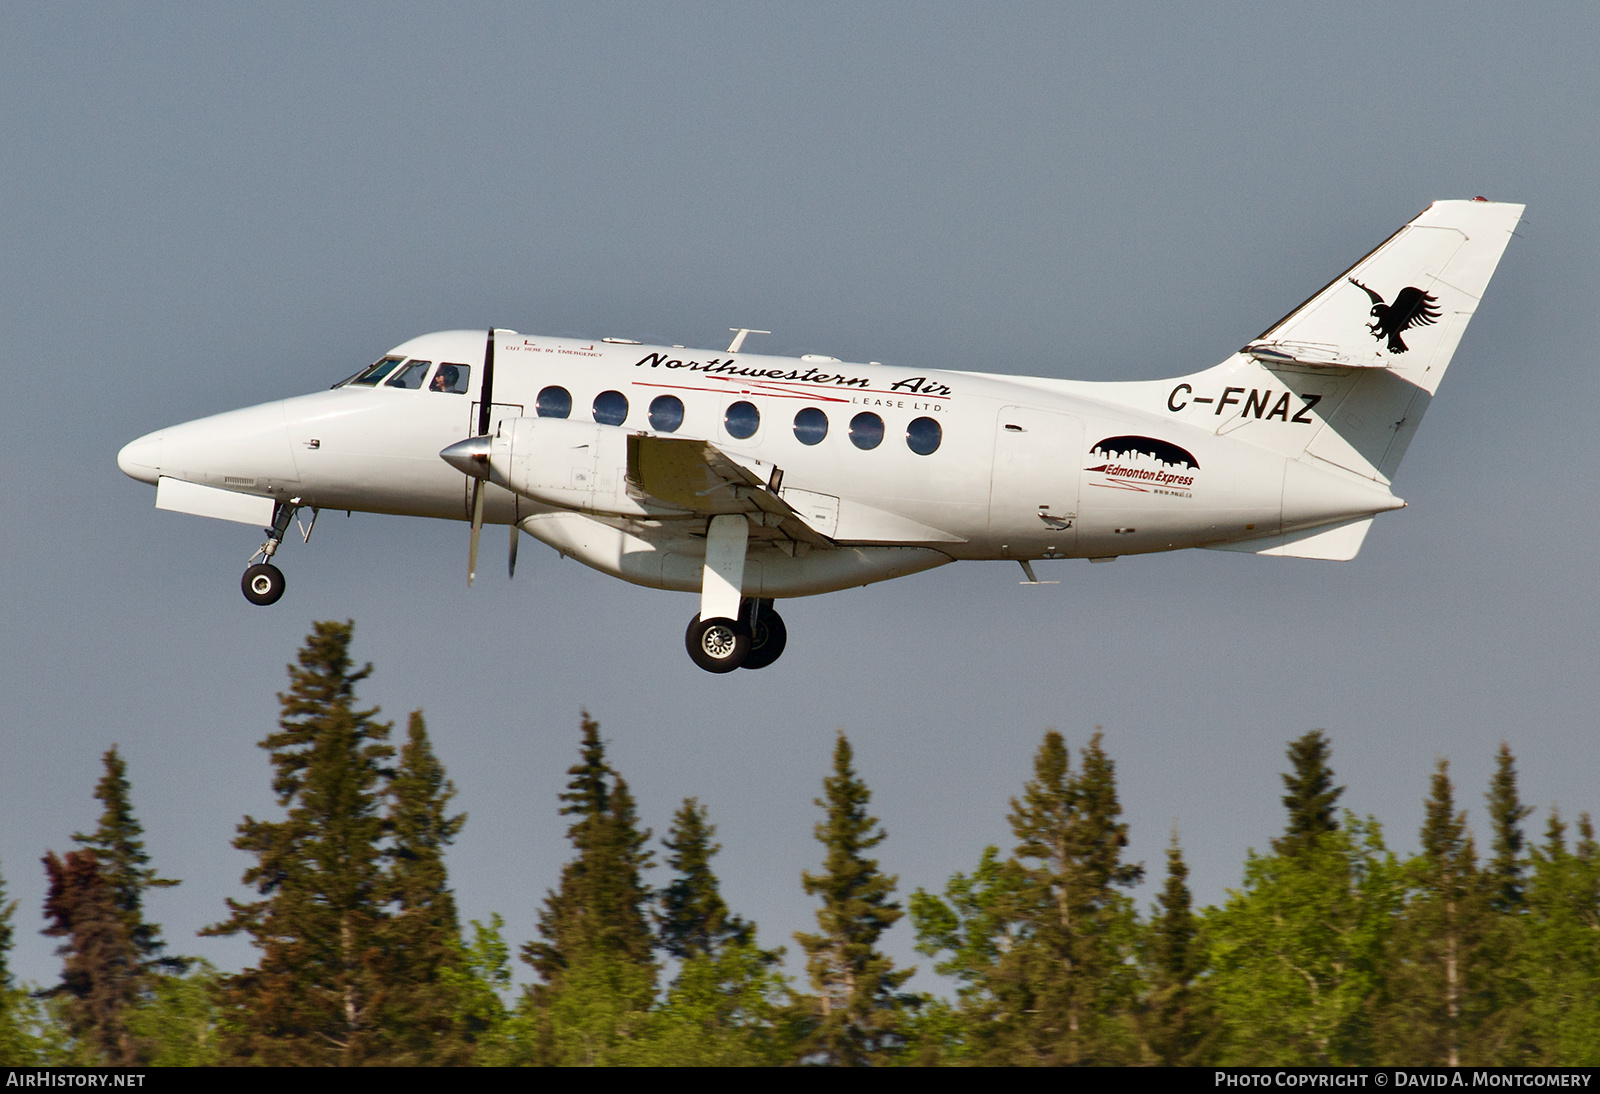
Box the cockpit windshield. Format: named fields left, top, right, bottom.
left=344, top=357, right=405, bottom=387
left=385, top=360, right=432, bottom=388
left=334, top=357, right=471, bottom=393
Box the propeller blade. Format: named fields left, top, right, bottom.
left=477, top=328, right=497, bottom=438
left=468, top=480, right=485, bottom=586
left=509, top=519, right=520, bottom=578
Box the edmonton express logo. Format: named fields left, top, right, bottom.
left=1085, top=435, right=1199, bottom=497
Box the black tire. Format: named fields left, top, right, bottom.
left=685, top=614, right=749, bottom=673
left=740, top=605, right=787, bottom=670
left=241, top=563, right=286, bottom=606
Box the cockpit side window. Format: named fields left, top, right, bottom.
left=385, top=360, right=432, bottom=389
left=346, top=357, right=406, bottom=387
left=430, top=363, right=470, bottom=394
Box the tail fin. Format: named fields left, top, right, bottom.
left=1193, top=199, right=1522, bottom=486
left=1245, top=198, right=1522, bottom=393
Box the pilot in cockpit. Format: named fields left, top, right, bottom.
left=431, top=364, right=462, bottom=393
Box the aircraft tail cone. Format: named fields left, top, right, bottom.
left=440, top=436, right=491, bottom=479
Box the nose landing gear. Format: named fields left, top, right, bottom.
left=240, top=499, right=316, bottom=607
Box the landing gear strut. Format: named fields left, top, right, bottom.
left=684, top=514, right=789, bottom=672
left=240, top=499, right=315, bottom=607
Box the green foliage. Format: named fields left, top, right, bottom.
left=202, top=624, right=490, bottom=1065
left=994, top=730, right=1145, bottom=1064
left=0, top=861, right=51, bottom=1066
left=41, top=849, right=142, bottom=1064
left=0, top=861, right=13, bottom=992
left=656, top=798, right=755, bottom=960
left=912, top=731, right=1147, bottom=1065
left=1486, top=742, right=1534, bottom=913
left=795, top=731, right=913, bottom=1065
left=1208, top=813, right=1402, bottom=1065
left=619, top=942, right=800, bottom=1066
left=1138, top=832, right=1216, bottom=1064
left=381, top=711, right=474, bottom=1063
left=1274, top=730, right=1344, bottom=856
left=204, top=620, right=397, bottom=1065
left=123, top=961, right=223, bottom=1066
left=72, top=747, right=182, bottom=973
left=516, top=713, right=658, bottom=1065
left=1520, top=812, right=1600, bottom=1064
left=440, top=915, right=513, bottom=1056
left=1375, top=760, right=1497, bottom=1065
left=910, top=844, right=1017, bottom=1007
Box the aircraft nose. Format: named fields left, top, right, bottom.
left=117, top=431, right=163, bottom=485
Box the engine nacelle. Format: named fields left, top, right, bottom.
left=487, top=417, right=659, bottom=517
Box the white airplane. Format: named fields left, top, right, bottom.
left=118, top=199, right=1522, bottom=672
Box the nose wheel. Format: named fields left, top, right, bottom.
left=242, top=563, right=286, bottom=605
left=239, top=499, right=315, bottom=607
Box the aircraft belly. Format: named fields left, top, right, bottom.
left=519, top=511, right=952, bottom=597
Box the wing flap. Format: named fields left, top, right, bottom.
left=626, top=434, right=835, bottom=548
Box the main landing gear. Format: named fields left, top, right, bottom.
left=240, top=499, right=316, bottom=606
left=685, top=598, right=787, bottom=673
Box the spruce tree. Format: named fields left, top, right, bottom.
left=1377, top=760, right=1492, bottom=1065
left=518, top=713, right=657, bottom=1065
left=656, top=797, right=754, bottom=960
left=71, top=747, right=182, bottom=973
left=204, top=620, right=396, bottom=1065
left=1141, top=831, right=1215, bottom=1064
left=795, top=731, right=912, bottom=1065
left=382, top=711, right=471, bottom=1063
left=1520, top=812, right=1600, bottom=1064
left=1486, top=742, right=1534, bottom=913
left=617, top=798, right=795, bottom=1066
left=0, top=859, right=43, bottom=1066
left=1208, top=814, right=1401, bottom=1065
left=0, top=862, right=13, bottom=993
left=993, top=730, right=1144, bottom=1065
left=41, top=849, right=141, bottom=1064
left=1273, top=730, right=1344, bottom=856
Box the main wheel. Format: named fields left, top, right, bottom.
left=739, top=604, right=788, bottom=670
left=685, top=614, right=749, bottom=673
left=241, top=563, right=286, bottom=606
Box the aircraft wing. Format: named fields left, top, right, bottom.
left=625, top=434, right=836, bottom=549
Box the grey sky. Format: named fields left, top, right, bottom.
left=3, top=3, right=1596, bottom=993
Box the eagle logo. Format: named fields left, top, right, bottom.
left=1347, top=278, right=1442, bottom=354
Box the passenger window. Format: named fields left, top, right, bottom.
left=536, top=386, right=572, bottom=418
left=849, top=412, right=884, bottom=450
left=649, top=394, right=685, bottom=433
left=430, top=363, right=470, bottom=394
left=793, top=407, right=829, bottom=445
left=725, top=400, right=760, bottom=439
left=906, top=416, right=942, bottom=455
left=593, top=390, right=629, bottom=426
left=348, top=357, right=405, bottom=387
left=385, top=360, right=431, bottom=389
